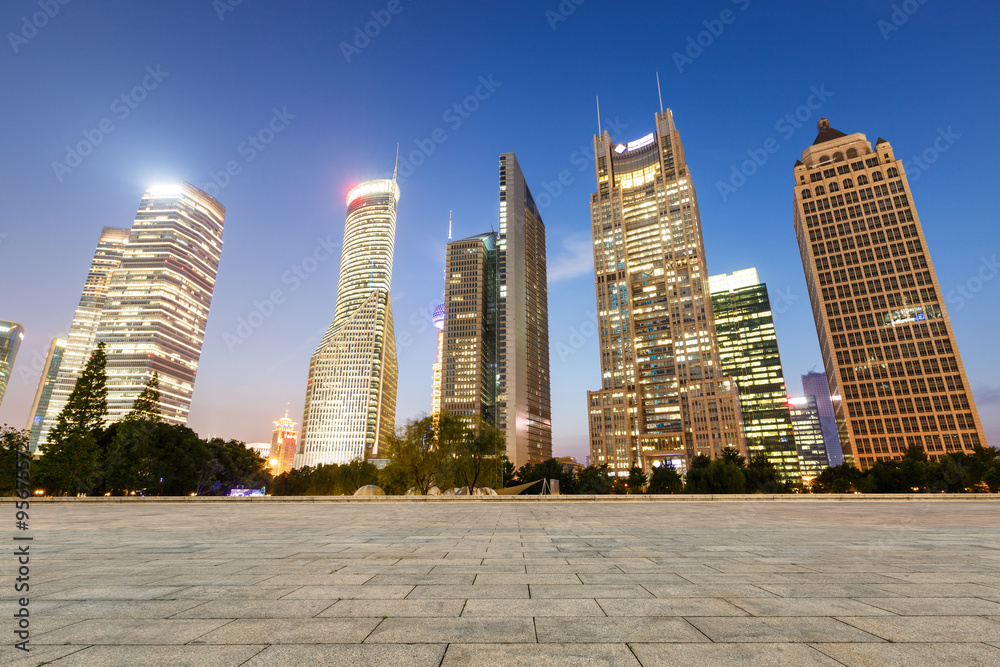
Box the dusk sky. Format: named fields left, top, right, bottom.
left=1, top=0, right=997, bottom=461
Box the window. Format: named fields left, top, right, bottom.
left=857, top=174, right=869, bottom=185
left=815, top=185, right=826, bottom=195
left=847, top=148, right=859, bottom=159
left=843, top=178, right=854, bottom=189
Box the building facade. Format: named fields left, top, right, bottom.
left=0, top=320, right=25, bottom=409
left=97, top=183, right=226, bottom=425
left=587, top=110, right=745, bottom=475
left=497, top=153, right=552, bottom=468
left=439, top=232, right=499, bottom=425
left=38, top=226, right=130, bottom=446
left=709, top=269, right=800, bottom=481
left=430, top=303, right=446, bottom=423
left=270, top=411, right=298, bottom=475
left=802, top=370, right=844, bottom=465
left=39, top=183, right=225, bottom=442
left=793, top=119, right=988, bottom=468
left=26, top=337, right=66, bottom=453
left=296, top=178, right=399, bottom=468
left=788, top=395, right=829, bottom=478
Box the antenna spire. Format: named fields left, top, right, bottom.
left=392, top=143, right=399, bottom=182
left=448, top=210, right=452, bottom=240
left=656, top=72, right=664, bottom=114
left=596, top=95, right=602, bottom=135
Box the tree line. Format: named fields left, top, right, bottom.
left=0, top=343, right=268, bottom=496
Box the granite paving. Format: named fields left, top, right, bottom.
left=4, top=500, right=1000, bottom=665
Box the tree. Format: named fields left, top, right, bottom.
left=443, top=418, right=505, bottom=492
left=0, top=426, right=27, bottom=496
left=34, top=343, right=108, bottom=495
left=625, top=464, right=647, bottom=494
left=684, top=454, right=747, bottom=494
left=123, top=372, right=161, bottom=422
left=384, top=415, right=443, bottom=494
left=204, top=438, right=271, bottom=495
left=576, top=464, right=612, bottom=494
left=811, top=463, right=863, bottom=494
left=514, top=458, right=577, bottom=495
left=744, top=454, right=785, bottom=493
left=647, top=464, right=682, bottom=494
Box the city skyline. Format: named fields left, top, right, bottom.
left=2, top=2, right=997, bottom=463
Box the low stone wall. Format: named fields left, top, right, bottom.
left=6, top=493, right=998, bottom=503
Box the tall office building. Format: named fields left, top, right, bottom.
left=439, top=232, right=499, bottom=425
left=788, top=396, right=829, bottom=477
left=430, top=303, right=446, bottom=423
left=38, top=226, right=129, bottom=446
left=587, top=110, right=744, bottom=474
left=0, top=320, right=25, bottom=409
left=296, top=178, right=399, bottom=468
left=709, top=269, right=800, bottom=481
left=802, top=370, right=844, bottom=465
left=26, top=337, right=66, bottom=453
left=39, top=183, right=225, bottom=440
left=98, top=182, right=226, bottom=424
left=270, top=411, right=298, bottom=475
left=793, top=119, right=988, bottom=468
left=497, top=153, right=552, bottom=468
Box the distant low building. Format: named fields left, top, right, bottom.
left=245, top=442, right=271, bottom=460
left=555, top=456, right=585, bottom=474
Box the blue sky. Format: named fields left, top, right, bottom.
left=1, top=0, right=997, bottom=461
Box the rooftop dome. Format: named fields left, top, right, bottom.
left=432, top=303, right=446, bottom=330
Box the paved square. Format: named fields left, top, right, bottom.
left=5, top=500, right=1000, bottom=666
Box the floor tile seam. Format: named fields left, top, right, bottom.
left=802, top=642, right=853, bottom=665
left=163, top=599, right=215, bottom=618
left=183, top=617, right=239, bottom=645
left=235, top=644, right=272, bottom=666
left=678, top=616, right=715, bottom=643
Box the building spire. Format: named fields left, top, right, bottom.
left=656, top=72, right=664, bottom=114
left=392, top=143, right=399, bottom=182
left=596, top=95, right=602, bottom=135
left=448, top=210, right=452, bottom=241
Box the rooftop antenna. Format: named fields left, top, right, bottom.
left=596, top=95, right=602, bottom=135
left=448, top=210, right=452, bottom=241
left=656, top=72, right=664, bottom=114
left=392, top=143, right=399, bottom=182
left=284, top=402, right=290, bottom=419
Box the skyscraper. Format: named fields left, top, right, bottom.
left=788, top=396, right=829, bottom=478
left=793, top=119, right=988, bottom=468
left=26, top=337, right=66, bottom=453
left=802, top=370, right=844, bottom=465
left=587, top=110, right=744, bottom=475
left=430, top=303, right=446, bottom=424
left=497, top=153, right=552, bottom=468
left=709, top=268, right=800, bottom=481
left=439, top=232, right=499, bottom=425
left=296, top=178, right=399, bottom=468
left=39, top=183, right=225, bottom=440
left=0, top=320, right=25, bottom=409
left=38, top=226, right=129, bottom=446
left=98, top=182, right=226, bottom=425
left=270, top=411, right=298, bottom=475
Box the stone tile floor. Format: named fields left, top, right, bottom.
left=4, top=500, right=1000, bottom=665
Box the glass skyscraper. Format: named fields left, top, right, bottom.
left=296, top=178, right=399, bottom=467
left=439, top=232, right=499, bottom=426
left=802, top=370, right=844, bottom=465
left=793, top=119, right=988, bottom=467
left=497, top=153, right=552, bottom=468
left=0, top=320, right=25, bottom=409
left=38, top=183, right=225, bottom=441
left=788, top=395, right=829, bottom=478
left=587, top=110, right=744, bottom=474
left=26, top=337, right=66, bottom=453
left=709, top=268, right=800, bottom=482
